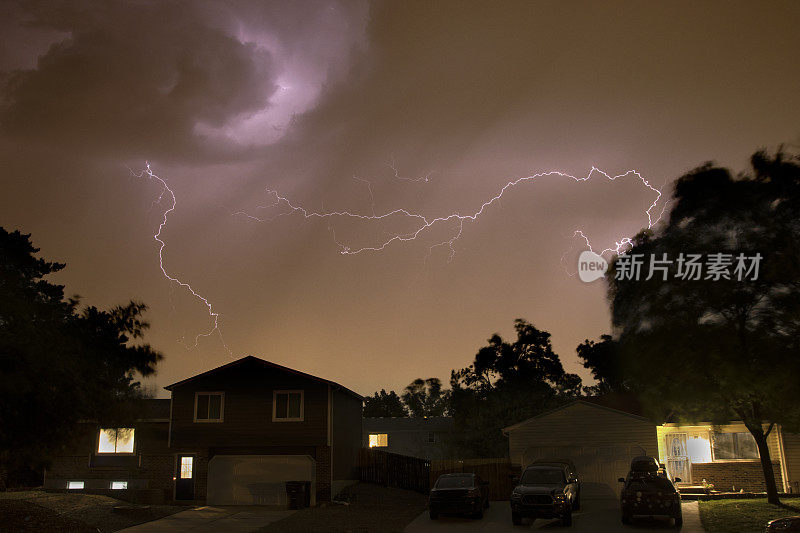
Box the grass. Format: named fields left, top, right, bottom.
left=0, top=490, right=187, bottom=532
left=698, top=498, right=800, bottom=533
left=257, top=483, right=428, bottom=533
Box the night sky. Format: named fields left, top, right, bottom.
left=1, top=1, right=799, bottom=397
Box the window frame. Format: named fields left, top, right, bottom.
left=96, top=427, right=136, bottom=455
left=272, top=390, right=304, bottom=422
left=369, top=433, right=389, bottom=448
left=193, top=391, right=225, bottom=423
left=711, top=431, right=760, bottom=461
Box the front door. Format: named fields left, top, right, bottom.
left=665, top=434, right=690, bottom=483
left=175, top=455, right=195, bottom=500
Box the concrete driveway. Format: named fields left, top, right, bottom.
left=118, top=505, right=295, bottom=532
left=404, top=499, right=704, bottom=532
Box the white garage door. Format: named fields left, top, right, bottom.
left=523, top=445, right=645, bottom=499
left=207, top=455, right=315, bottom=506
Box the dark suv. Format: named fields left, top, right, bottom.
left=511, top=465, right=579, bottom=526
left=429, top=473, right=490, bottom=519
left=619, top=456, right=682, bottom=527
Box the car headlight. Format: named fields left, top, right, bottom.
left=554, top=493, right=567, bottom=502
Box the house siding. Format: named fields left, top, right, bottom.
left=783, top=432, right=800, bottom=493
left=507, top=402, right=658, bottom=467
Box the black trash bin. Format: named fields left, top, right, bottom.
left=285, top=480, right=310, bottom=509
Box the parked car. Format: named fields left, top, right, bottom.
left=766, top=516, right=800, bottom=531
left=511, top=464, right=578, bottom=526
left=429, top=473, right=490, bottom=519
left=530, top=459, right=581, bottom=510
left=619, top=457, right=683, bottom=528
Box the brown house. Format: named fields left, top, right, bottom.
left=45, top=356, right=363, bottom=505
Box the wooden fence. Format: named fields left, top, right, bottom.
left=359, top=448, right=431, bottom=493
left=430, top=458, right=518, bottom=500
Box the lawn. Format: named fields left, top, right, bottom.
left=698, top=498, right=800, bottom=533
left=0, top=490, right=187, bottom=532
left=257, top=482, right=428, bottom=533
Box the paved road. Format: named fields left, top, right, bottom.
left=405, top=499, right=703, bottom=532
left=118, top=505, right=295, bottom=532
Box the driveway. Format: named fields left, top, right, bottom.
left=118, top=505, right=295, bottom=532
left=404, top=499, right=704, bottom=532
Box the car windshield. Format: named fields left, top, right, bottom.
left=521, top=467, right=565, bottom=484
left=435, top=476, right=474, bottom=489
left=627, top=477, right=675, bottom=491
left=630, top=459, right=658, bottom=472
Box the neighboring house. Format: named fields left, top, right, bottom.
left=364, top=417, right=453, bottom=460
left=45, top=356, right=363, bottom=505
left=504, top=398, right=800, bottom=498
left=44, top=398, right=174, bottom=503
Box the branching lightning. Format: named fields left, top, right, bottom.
left=132, top=163, right=231, bottom=354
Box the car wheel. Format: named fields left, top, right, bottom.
left=429, top=509, right=438, bottom=520
left=512, top=512, right=522, bottom=525
left=563, top=509, right=573, bottom=526
left=621, top=513, right=631, bottom=525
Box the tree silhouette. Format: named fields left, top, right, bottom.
left=402, top=378, right=450, bottom=417
left=0, top=228, right=162, bottom=486
left=363, top=389, right=408, bottom=417
left=576, top=335, right=628, bottom=395
left=608, top=150, right=800, bottom=504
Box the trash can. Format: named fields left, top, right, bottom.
left=285, top=480, right=310, bottom=509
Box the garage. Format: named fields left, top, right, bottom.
left=504, top=400, right=659, bottom=499
left=207, top=455, right=316, bottom=506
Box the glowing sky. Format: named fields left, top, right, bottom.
left=1, top=1, right=799, bottom=397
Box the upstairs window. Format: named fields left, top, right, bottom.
left=273, top=391, right=304, bottom=421
left=98, top=428, right=135, bottom=454
left=369, top=433, right=388, bottom=447
left=195, top=392, right=224, bottom=422
left=712, top=432, right=759, bottom=460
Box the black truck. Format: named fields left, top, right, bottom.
left=510, top=464, right=579, bottom=526
left=428, top=473, right=490, bottom=519
left=619, top=456, right=683, bottom=527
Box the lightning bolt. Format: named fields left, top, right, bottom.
left=131, top=163, right=231, bottom=354
left=242, top=167, right=665, bottom=263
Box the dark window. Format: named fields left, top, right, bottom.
left=428, top=432, right=436, bottom=443
left=274, top=391, right=303, bottom=420
left=435, top=475, right=474, bottom=489
left=195, top=393, right=223, bottom=422
left=521, top=467, right=565, bottom=485
left=712, top=432, right=759, bottom=460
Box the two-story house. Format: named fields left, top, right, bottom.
left=44, top=356, right=363, bottom=505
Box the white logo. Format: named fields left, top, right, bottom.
left=578, top=251, right=608, bottom=282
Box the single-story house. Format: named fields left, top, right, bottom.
left=45, top=356, right=364, bottom=505
left=503, top=398, right=800, bottom=498
left=363, top=417, right=453, bottom=460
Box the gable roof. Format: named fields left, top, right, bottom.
left=502, top=398, right=651, bottom=434
left=164, top=355, right=363, bottom=400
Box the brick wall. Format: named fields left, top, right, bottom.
left=691, top=461, right=784, bottom=492
left=316, top=445, right=331, bottom=502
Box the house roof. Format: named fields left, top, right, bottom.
left=502, top=397, right=651, bottom=434
left=363, top=416, right=454, bottom=432
left=164, top=355, right=363, bottom=400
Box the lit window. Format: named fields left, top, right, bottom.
left=713, top=432, right=759, bottom=460
left=687, top=434, right=712, bottom=463
left=180, top=456, right=193, bottom=479
left=110, top=481, right=128, bottom=490
left=195, top=393, right=224, bottom=422
left=67, top=481, right=84, bottom=490
left=98, top=428, right=135, bottom=454
left=369, top=433, right=388, bottom=447
left=273, top=391, right=303, bottom=421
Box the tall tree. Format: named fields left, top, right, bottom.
left=0, top=228, right=163, bottom=485
left=402, top=378, right=450, bottom=417
left=608, top=150, right=800, bottom=504
left=449, top=319, right=582, bottom=457
left=363, top=389, right=408, bottom=417
left=576, top=335, right=628, bottom=395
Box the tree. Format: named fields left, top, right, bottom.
left=608, top=150, right=800, bottom=504
left=363, top=389, right=408, bottom=417
left=576, top=335, right=628, bottom=395
left=402, top=378, right=450, bottom=417
left=0, top=228, right=163, bottom=485
left=448, top=319, right=582, bottom=457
